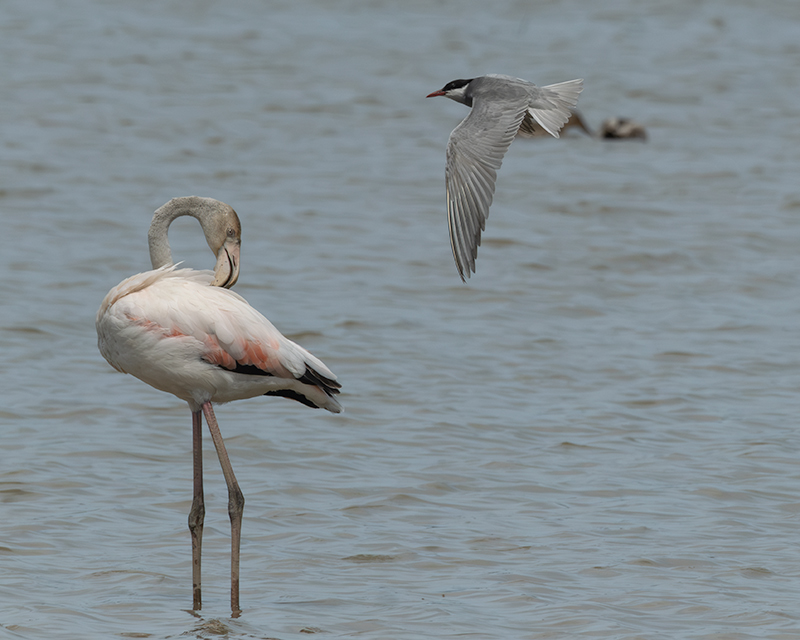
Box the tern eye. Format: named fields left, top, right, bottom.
left=444, top=79, right=471, bottom=92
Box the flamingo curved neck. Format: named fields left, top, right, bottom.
left=148, top=209, right=179, bottom=269
left=148, top=196, right=220, bottom=269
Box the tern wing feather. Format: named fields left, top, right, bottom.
left=525, top=79, right=584, bottom=138
left=445, top=94, right=528, bottom=280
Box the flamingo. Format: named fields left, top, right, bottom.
left=96, top=196, right=342, bottom=615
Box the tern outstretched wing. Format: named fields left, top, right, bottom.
left=445, top=93, right=528, bottom=280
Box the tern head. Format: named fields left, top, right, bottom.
left=426, top=78, right=474, bottom=105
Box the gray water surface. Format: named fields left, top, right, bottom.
left=3, top=0, right=800, bottom=638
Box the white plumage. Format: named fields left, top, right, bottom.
left=97, top=265, right=341, bottom=412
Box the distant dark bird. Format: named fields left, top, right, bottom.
left=527, top=110, right=647, bottom=140
left=599, top=116, right=647, bottom=140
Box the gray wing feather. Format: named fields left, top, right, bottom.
left=445, top=95, right=528, bottom=280
left=525, top=79, right=583, bottom=138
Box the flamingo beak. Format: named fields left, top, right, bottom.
left=211, top=239, right=240, bottom=288
left=426, top=89, right=446, bottom=98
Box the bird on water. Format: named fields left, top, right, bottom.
left=427, top=74, right=583, bottom=280
left=96, top=196, right=342, bottom=615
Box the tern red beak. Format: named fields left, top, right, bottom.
left=426, top=90, right=446, bottom=98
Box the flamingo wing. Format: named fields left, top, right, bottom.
left=97, top=267, right=341, bottom=409
left=197, top=286, right=340, bottom=393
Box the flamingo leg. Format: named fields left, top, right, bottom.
left=188, top=409, right=205, bottom=611
left=201, top=401, right=245, bottom=617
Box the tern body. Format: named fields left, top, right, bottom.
left=427, top=74, right=583, bottom=280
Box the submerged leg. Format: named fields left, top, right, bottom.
left=188, top=409, right=205, bottom=611
left=201, top=401, right=245, bottom=617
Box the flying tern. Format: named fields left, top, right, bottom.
left=427, top=74, right=583, bottom=280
